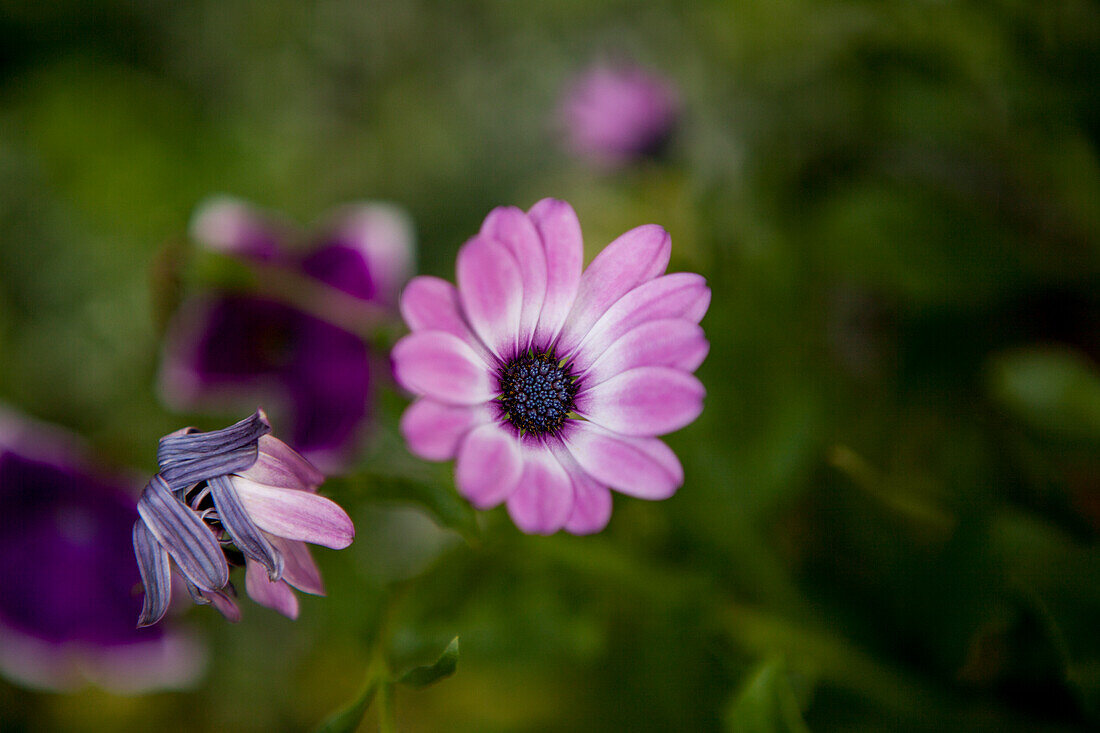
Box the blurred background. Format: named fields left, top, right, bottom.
left=2, top=1, right=1100, bottom=731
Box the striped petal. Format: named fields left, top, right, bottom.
left=209, top=475, right=283, bottom=580
left=136, top=475, right=228, bottom=592
left=133, top=521, right=172, bottom=628
left=156, top=410, right=270, bottom=490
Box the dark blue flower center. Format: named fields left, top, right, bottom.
left=498, top=352, right=578, bottom=435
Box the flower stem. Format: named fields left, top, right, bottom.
left=377, top=681, right=397, bottom=733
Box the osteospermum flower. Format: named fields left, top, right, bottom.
left=133, top=410, right=354, bottom=625
left=393, top=200, right=709, bottom=534
left=560, top=62, right=680, bottom=167
left=160, top=197, right=415, bottom=471
left=0, top=409, right=204, bottom=692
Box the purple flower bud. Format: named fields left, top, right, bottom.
left=133, top=410, right=354, bottom=626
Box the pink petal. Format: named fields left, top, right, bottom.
left=456, top=234, right=524, bottom=360
left=480, top=206, right=547, bottom=351
left=201, top=588, right=241, bottom=623
left=578, top=366, right=705, bottom=436
left=189, top=196, right=287, bottom=261
left=506, top=448, right=574, bottom=535
left=528, top=199, right=583, bottom=349
left=245, top=559, right=300, bottom=619
left=570, top=273, right=710, bottom=372
left=231, top=476, right=355, bottom=549
left=564, top=422, right=683, bottom=500
left=556, top=224, right=671, bottom=355
left=327, top=203, right=415, bottom=304
left=401, top=276, right=468, bottom=335
left=582, top=319, right=709, bottom=386
left=237, top=435, right=324, bottom=491
left=268, top=535, right=325, bottom=595
left=564, top=472, right=613, bottom=535
left=455, top=422, right=523, bottom=509
left=399, top=276, right=490, bottom=362
left=392, top=331, right=495, bottom=404
left=400, top=398, right=493, bottom=461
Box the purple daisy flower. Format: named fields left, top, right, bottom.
left=0, top=409, right=204, bottom=692
left=133, top=410, right=354, bottom=626
left=560, top=62, right=680, bottom=168
left=393, top=200, right=709, bottom=535
left=160, top=197, right=415, bottom=471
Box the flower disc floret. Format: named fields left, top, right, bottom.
left=498, top=352, right=577, bottom=435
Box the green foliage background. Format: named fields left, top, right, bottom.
left=2, top=1, right=1100, bottom=730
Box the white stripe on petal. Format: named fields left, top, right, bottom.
left=481, top=206, right=547, bottom=352
left=456, top=234, right=524, bottom=360
left=528, top=198, right=583, bottom=349
left=556, top=224, right=670, bottom=356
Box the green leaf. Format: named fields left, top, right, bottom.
left=988, top=347, right=1100, bottom=444
left=725, top=658, right=811, bottom=733
left=313, top=677, right=379, bottom=733
left=397, top=636, right=459, bottom=689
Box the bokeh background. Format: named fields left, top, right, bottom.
left=3, top=1, right=1100, bottom=731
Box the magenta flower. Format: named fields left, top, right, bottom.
left=160, top=197, right=415, bottom=471
left=0, top=409, right=204, bottom=692
left=133, top=410, right=354, bottom=625
left=560, top=63, right=680, bottom=168
left=393, top=200, right=709, bottom=535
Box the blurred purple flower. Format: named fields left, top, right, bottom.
left=392, top=200, right=709, bottom=535
left=0, top=410, right=204, bottom=692
left=160, top=198, right=415, bottom=471
left=133, top=410, right=354, bottom=626
left=560, top=62, right=680, bottom=168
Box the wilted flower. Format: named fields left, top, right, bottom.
left=160, top=197, right=415, bottom=470
left=0, top=410, right=204, bottom=692
left=133, top=410, right=354, bottom=626
left=393, top=200, right=709, bottom=534
left=560, top=62, right=680, bottom=168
